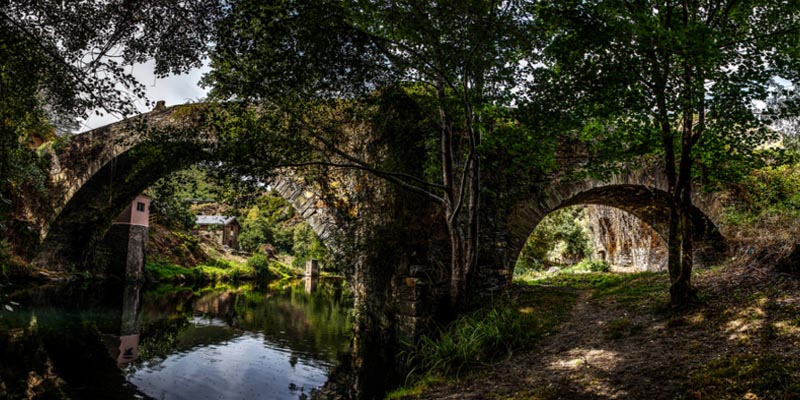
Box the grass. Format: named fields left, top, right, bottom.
left=521, top=271, right=670, bottom=305
left=686, top=353, right=800, bottom=400
left=145, top=259, right=253, bottom=282
left=387, top=285, right=577, bottom=397
left=145, top=251, right=306, bottom=283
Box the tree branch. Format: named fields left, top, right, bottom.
left=273, top=161, right=445, bottom=203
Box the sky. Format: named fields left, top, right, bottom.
left=78, top=60, right=211, bottom=133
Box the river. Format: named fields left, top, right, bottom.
left=0, top=278, right=353, bottom=399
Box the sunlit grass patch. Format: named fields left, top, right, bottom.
left=686, top=354, right=800, bottom=400
left=145, top=259, right=257, bottom=282
left=522, top=272, right=670, bottom=306
left=384, top=376, right=445, bottom=399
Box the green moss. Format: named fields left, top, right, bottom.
left=385, top=376, right=445, bottom=399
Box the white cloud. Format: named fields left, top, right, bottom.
left=79, top=61, right=211, bottom=132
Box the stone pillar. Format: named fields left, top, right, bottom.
left=305, top=259, right=320, bottom=277
left=107, top=194, right=150, bottom=280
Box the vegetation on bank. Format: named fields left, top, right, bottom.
left=514, top=207, right=593, bottom=273
left=388, top=285, right=578, bottom=398
left=392, top=158, right=800, bottom=399
left=146, top=166, right=334, bottom=275
left=144, top=256, right=301, bottom=283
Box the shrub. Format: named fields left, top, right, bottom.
left=407, top=307, right=540, bottom=379
left=247, top=253, right=277, bottom=281
left=571, top=259, right=611, bottom=273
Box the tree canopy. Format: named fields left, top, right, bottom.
left=531, top=0, right=800, bottom=305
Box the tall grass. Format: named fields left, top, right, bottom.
left=395, top=286, right=577, bottom=393
left=408, top=307, right=533, bottom=378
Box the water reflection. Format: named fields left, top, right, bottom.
left=0, top=279, right=352, bottom=400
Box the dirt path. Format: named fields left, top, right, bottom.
left=405, top=268, right=800, bottom=400
left=414, top=288, right=697, bottom=399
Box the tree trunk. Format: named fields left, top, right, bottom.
left=669, top=103, right=699, bottom=307
left=667, top=201, right=682, bottom=283
left=448, top=219, right=468, bottom=309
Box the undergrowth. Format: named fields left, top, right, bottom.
left=388, top=285, right=577, bottom=398
left=145, top=259, right=272, bottom=282
left=686, top=353, right=800, bottom=399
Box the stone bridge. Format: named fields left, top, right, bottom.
left=503, top=167, right=726, bottom=272
left=33, top=104, right=341, bottom=269
left=30, top=102, right=728, bottom=342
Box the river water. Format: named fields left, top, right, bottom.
left=0, top=278, right=353, bottom=399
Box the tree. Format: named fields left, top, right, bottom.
left=1, top=1, right=224, bottom=251
left=516, top=207, right=591, bottom=271
left=204, top=0, right=535, bottom=310
left=767, top=83, right=800, bottom=153
left=1, top=1, right=222, bottom=119
left=534, top=0, right=800, bottom=306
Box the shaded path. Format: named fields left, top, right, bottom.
left=414, top=283, right=694, bottom=399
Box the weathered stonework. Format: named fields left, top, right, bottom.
left=28, top=104, right=730, bottom=399
left=587, top=205, right=667, bottom=272
left=102, top=224, right=148, bottom=280
left=501, top=165, right=727, bottom=279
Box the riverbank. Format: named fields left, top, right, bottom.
left=391, top=262, right=800, bottom=399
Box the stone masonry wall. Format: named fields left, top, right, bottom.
left=586, top=205, right=667, bottom=272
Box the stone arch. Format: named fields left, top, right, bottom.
left=506, top=183, right=726, bottom=272
left=35, top=104, right=340, bottom=268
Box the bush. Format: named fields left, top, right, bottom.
left=247, top=253, right=277, bottom=281
left=571, top=259, right=611, bottom=273
left=516, top=207, right=592, bottom=271
left=291, top=222, right=330, bottom=269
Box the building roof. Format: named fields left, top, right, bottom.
left=196, top=215, right=238, bottom=226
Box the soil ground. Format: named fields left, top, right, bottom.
left=402, top=263, right=800, bottom=400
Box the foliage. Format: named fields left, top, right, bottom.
left=246, top=253, right=277, bottom=281
left=291, top=223, right=330, bottom=269
left=515, top=207, right=592, bottom=272
left=204, top=0, right=543, bottom=310
left=238, top=212, right=275, bottom=253
left=237, top=191, right=332, bottom=271
left=410, top=308, right=526, bottom=377
left=739, top=165, right=800, bottom=213
left=2, top=1, right=222, bottom=118
left=532, top=0, right=800, bottom=306
left=721, top=163, right=800, bottom=228
left=767, top=83, right=800, bottom=153
left=148, top=179, right=196, bottom=231
left=400, top=286, right=577, bottom=386
left=571, top=259, right=610, bottom=273
left=238, top=192, right=296, bottom=253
